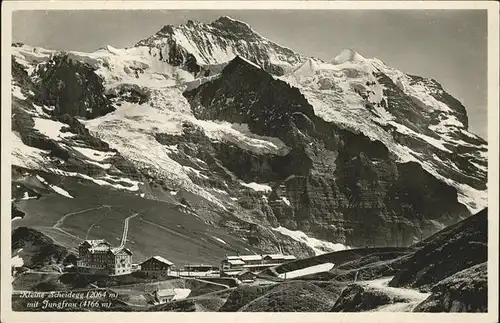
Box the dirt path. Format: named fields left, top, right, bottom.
left=359, top=276, right=431, bottom=312
left=53, top=205, right=109, bottom=229
left=117, top=213, right=138, bottom=249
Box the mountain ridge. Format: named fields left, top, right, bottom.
left=11, top=16, right=487, bottom=261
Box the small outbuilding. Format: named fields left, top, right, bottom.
left=152, top=289, right=176, bottom=304
left=238, top=270, right=257, bottom=283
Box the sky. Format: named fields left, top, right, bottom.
left=12, top=10, right=488, bottom=139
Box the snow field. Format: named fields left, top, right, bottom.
left=272, top=226, right=349, bottom=255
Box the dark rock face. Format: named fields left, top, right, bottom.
left=389, top=208, right=487, bottom=290
left=413, top=262, right=487, bottom=312
left=11, top=56, right=144, bottom=185
left=12, top=205, right=26, bottom=220
left=183, top=57, right=471, bottom=248
left=153, top=124, right=315, bottom=257
left=33, top=54, right=114, bottom=119
left=375, top=72, right=487, bottom=191
left=12, top=57, right=35, bottom=93
left=406, top=74, right=469, bottom=129
left=107, top=84, right=150, bottom=105
left=12, top=227, right=71, bottom=269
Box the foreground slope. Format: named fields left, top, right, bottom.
left=389, top=208, right=487, bottom=290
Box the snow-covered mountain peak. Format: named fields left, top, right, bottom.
left=211, top=15, right=254, bottom=31
left=291, top=57, right=322, bottom=80
left=330, top=48, right=366, bottom=65
left=135, top=16, right=306, bottom=75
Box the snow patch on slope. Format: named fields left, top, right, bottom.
left=172, top=288, right=191, bottom=301
left=213, top=236, right=227, bottom=245
left=21, top=192, right=37, bottom=200
left=35, top=175, right=74, bottom=198
left=11, top=132, right=47, bottom=170
left=272, top=226, right=349, bottom=255
left=72, top=147, right=116, bottom=161
left=278, top=263, right=334, bottom=279
left=12, top=84, right=27, bottom=100
left=33, top=118, right=75, bottom=141
left=11, top=255, right=24, bottom=268
left=240, top=182, right=272, bottom=192
left=49, top=168, right=141, bottom=192
left=50, top=184, right=74, bottom=199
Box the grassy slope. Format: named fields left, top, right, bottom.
left=238, top=281, right=338, bottom=312
left=218, top=284, right=275, bottom=312
left=13, top=175, right=265, bottom=266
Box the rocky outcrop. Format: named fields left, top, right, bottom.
left=33, top=54, right=114, bottom=119
left=375, top=72, right=487, bottom=191
left=406, top=74, right=469, bottom=129
left=389, top=209, right=487, bottom=290
left=12, top=205, right=26, bottom=220
left=12, top=227, right=72, bottom=269
left=413, top=262, right=487, bottom=312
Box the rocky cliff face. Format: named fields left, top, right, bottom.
left=10, top=16, right=488, bottom=260
left=413, top=262, right=487, bottom=312
left=183, top=56, right=472, bottom=247
left=33, top=54, right=115, bottom=118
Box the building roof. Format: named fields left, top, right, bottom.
left=228, top=259, right=245, bottom=265
left=226, top=254, right=296, bottom=262
left=155, top=289, right=176, bottom=298
left=110, top=247, right=132, bottom=255
left=81, top=239, right=108, bottom=247
left=263, top=254, right=297, bottom=260
left=81, top=240, right=114, bottom=253
left=226, top=256, right=243, bottom=260
left=141, top=256, right=174, bottom=266
left=237, top=255, right=262, bottom=261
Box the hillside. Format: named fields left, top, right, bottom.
left=389, top=208, right=487, bottom=290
